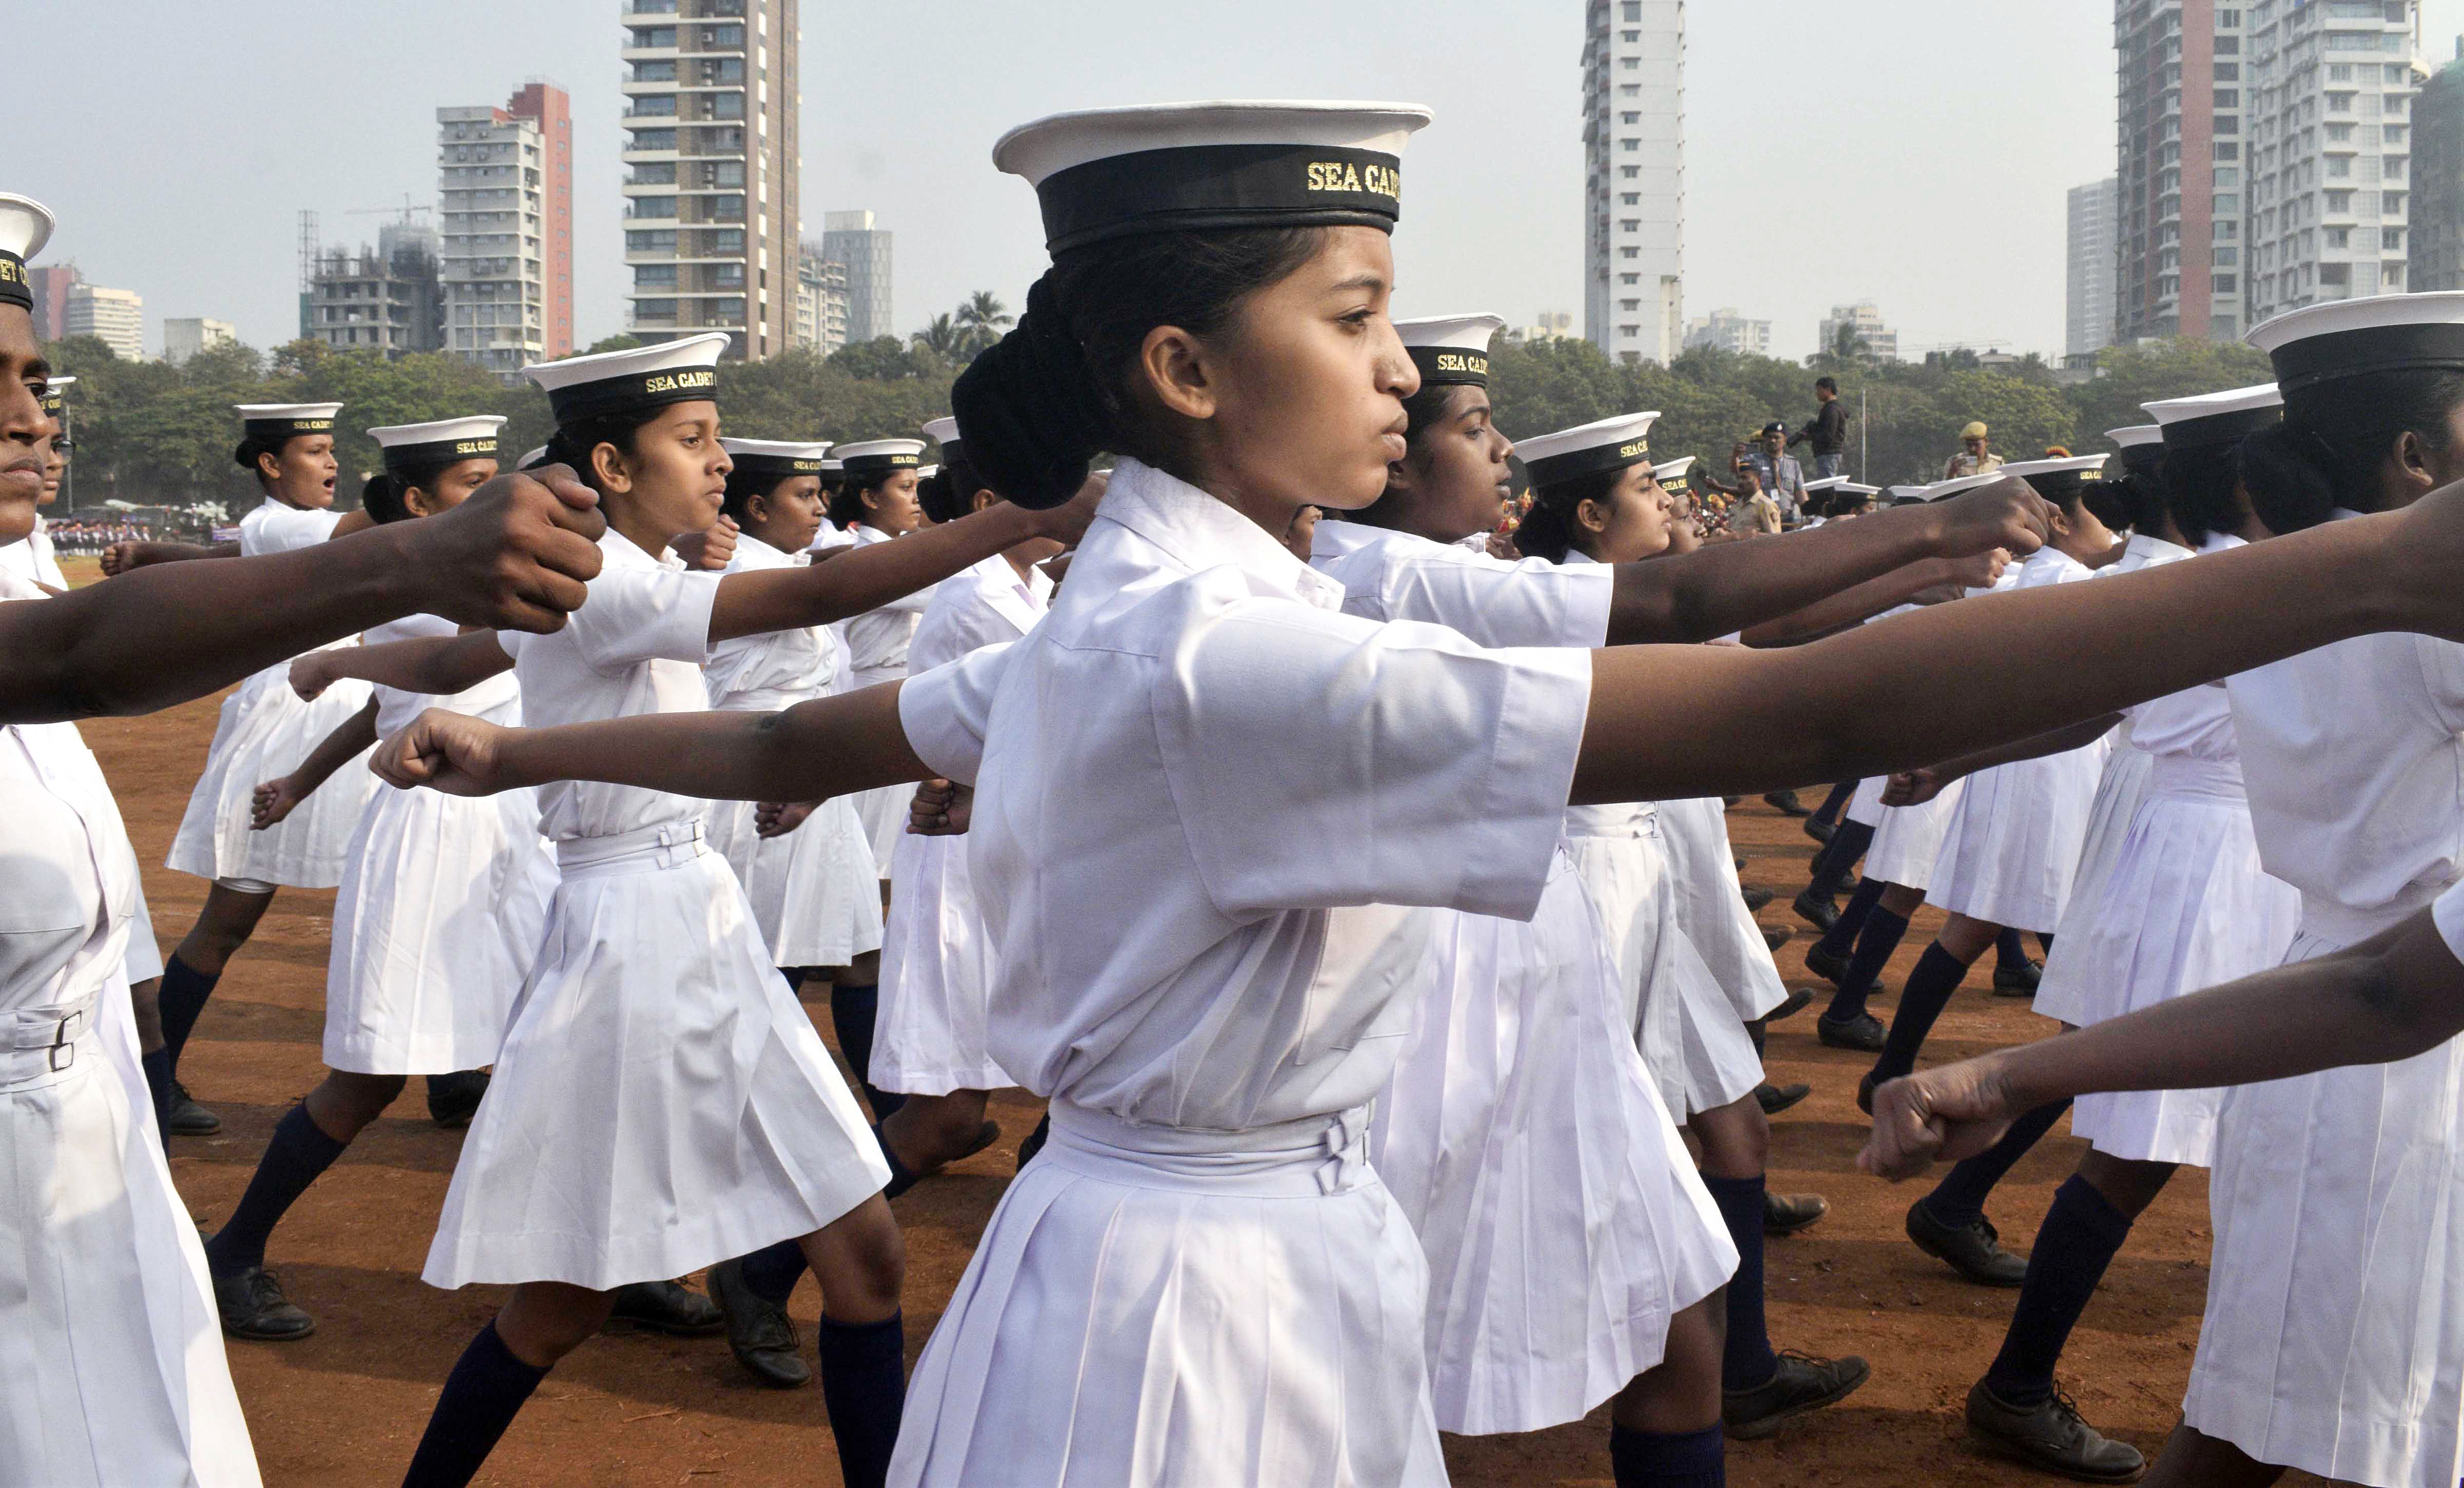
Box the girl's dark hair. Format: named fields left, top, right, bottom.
left=828, top=468, right=903, bottom=529
left=2080, top=476, right=2132, bottom=534
left=1514, top=465, right=1626, bottom=565
left=953, top=226, right=1330, bottom=509
left=2159, top=442, right=2245, bottom=547
left=2238, top=368, right=2464, bottom=533
left=233, top=432, right=310, bottom=485
left=2108, top=460, right=2171, bottom=537
left=360, top=451, right=463, bottom=525
left=721, top=465, right=799, bottom=525
left=545, top=409, right=663, bottom=497
left=919, top=448, right=989, bottom=525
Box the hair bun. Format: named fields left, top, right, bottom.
left=2237, top=420, right=2339, bottom=536
left=952, top=272, right=1110, bottom=510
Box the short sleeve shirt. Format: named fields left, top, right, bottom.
left=237, top=497, right=342, bottom=558
left=703, top=532, right=842, bottom=711
left=1307, top=520, right=1612, bottom=650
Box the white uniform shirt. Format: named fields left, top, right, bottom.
left=2010, top=543, right=2099, bottom=592
left=908, top=550, right=1053, bottom=675
left=808, top=523, right=857, bottom=556
left=2120, top=534, right=2244, bottom=765
left=1308, top=520, right=1613, bottom=651
left=496, top=531, right=719, bottom=844
left=2109, top=530, right=2194, bottom=576
left=237, top=497, right=342, bottom=557
left=897, top=458, right=1593, bottom=1131
left=703, top=532, right=845, bottom=711
left=0, top=516, right=65, bottom=589
left=836, top=525, right=937, bottom=685
left=363, top=614, right=523, bottom=737
left=2228, top=512, right=2464, bottom=918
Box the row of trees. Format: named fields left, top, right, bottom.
left=41, top=320, right=2275, bottom=514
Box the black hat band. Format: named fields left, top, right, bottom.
left=547, top=365, right=719, bottom=428
left=244, top=416, right=337, bottom=440
left=1406, top=346, right=1488, bottom=389
left=2270, top=322, right=2464, bottom=394
left=2160, top=405, right=2280, bottom=452
left=383, top=437, right=499, bottom=474
left=2116, top=443, right=2166, bottom=473
left=0, top=252, right=26, bottom=313
left=1037, top=143, right=1400, bottom=252
left=841, top=451, right=921, bottom=480
left=731, top=454, right=827, bottom=483
left=1526, top=436, right=1651, bottom=491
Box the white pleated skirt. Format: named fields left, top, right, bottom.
left=0, top=986, right=261, bottom=1487
left=2042, top=739, right=2151, bottom=958
left=706, top=794, right=886, bottom=969
left=2040, top=772, right=2300, bottom=1165
left=1865, top=778, right=1967, bottom=891
left=845, top=662, right=911, bottom=879
left=165, top=663, right=377, bottom=889
left=893, top=1102, right=1448, bottom=1488
left=423, top=829, right=889, bottom=1290
left=873, top=828, right=1010, bottom=1097
left=323, top=784, right=554, bottom=1075
left=1371, top=863, right=1737, bottom=1435
left=1652, top=796, right=1787, bottom=1022
left=2184, top=898, right=2464, bottom=1488
left=1925, top=738, right=2110, bottom=933
left=1844, top=776, right=1887, bottom=829
left=1566, top=826, right=1764, bottom=1119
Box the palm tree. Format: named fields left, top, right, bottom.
left=1810, top=319, right=1871, bottom=373
left=953, top=291, right=1014, bottom=357
left=911, top=313, right=962, bottom=358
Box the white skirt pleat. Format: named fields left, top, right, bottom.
left=323, top=785, right=552, bottom=1075
left=0, top=994, right=261, bottom=1487
left=2042, top=741, right=2152, bottom=962
left=2183, top=908, right=2464, bottom=1488
left=892, top=1104, right=1448, bottom=1488
left=1652, top=796, right=1787, bottom=1022
left=873, top=828, right=1010, bottom=1097
left=2046, top=789, right=2300, bottom=1164
left=706, top=794, right=886, bottom=968
left=1844, top=775, right=1888, bottom=829
left=1864, top=778, right=1967, bottom=891
left=1566, top=829, right=1764, bottom=1119
left=422, top=844, right=888, bottom=1290
left=1371, top=866, right=1736, bottom=1435
left=165, top=665, right=377, bottom=888
left=850, top=784, right=911, bottom=879
left=1925, top=739, right=2110, bottom=933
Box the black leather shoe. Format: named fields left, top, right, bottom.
left=607, top=1279, right=726, bottom=1336
left=1792, top=889, right=1839, bottom=934
left=425, top=1069, right=490, bottom=1129
left=1994, top=958, right=2044, bottom=997
left=1907, top=1200, right=2029, bottom=1287
left=1764, top=1191, right=1827, bottom=1235
left=1965, top=1379, right=2147, bottom=1482
left=1804, top=814, right=1836, bottom=844
left=1762, top=925, right=1794, bottom=953
left=1756, top=1081, right=1811, bottom=1116
left=1763, top=790, right=1812, bottom=817
left=1856, top=1071, right=1877, bottom=1115
left=213, top=1264, right=315, bottom=1341
left=706, top=1257, right=810, bottom=1389
left=1763, top=987, right=1813, bottom=1024
left=1741, top=885, right=1775, bottom=913
left=1817, top=1010, right=1886, bottom=1052
left=1802, top=938, right=1849, bottom=984
left=168, top=1082, right=221, bottom=1136
left=1723, top=1350, right=1871, bottom=1439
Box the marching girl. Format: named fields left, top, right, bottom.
left=358, top=103, right=2464, bottom=1488
left=831, top=436, right=937, bottom=878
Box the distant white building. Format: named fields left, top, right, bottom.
left=67, top=284, right=143, bottom=360
left=1818, top=300, right=1898, bottom=362
left=1520, top=310, right=1577, bottom=343
left=821, top=210, right=893, bottom=345
left=1682, top=307, right=1770, bottom=356
left=2067, top=177, right=2117, bottom=358
left=1584, top=0, right=1684, bottom=365
left=163, top=317, right=237, bottom=365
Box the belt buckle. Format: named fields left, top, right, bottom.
left=1316, top=1108, right=1371, bottom=1195
left=46, top=1009, right=81, bottom=1072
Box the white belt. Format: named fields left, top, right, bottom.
left=2144, top=754, right=2245, bottom=801
left=1044, top=1101, right=1376, bottom=1198
left=2297, top=880, right=2452, bottom=947
left=555, top=818, right=708, bottom=875
left=0, top=990, right=100, bottom=1091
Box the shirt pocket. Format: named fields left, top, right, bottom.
left=1293, top=903, right=1431, bottom=1066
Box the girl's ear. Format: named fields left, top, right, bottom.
left=403, top=485, right=438, bottom=519
left=590, top=440, right=632, bottom=494
left=1574, top=496, right=1611, bottom=537
left=2394, top=427, right=2442, bottom=495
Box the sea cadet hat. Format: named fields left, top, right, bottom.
left=1517, top=411, right=1663, bottom=490
left=525, top=331, right=727, bottom=428
left=1395, top=314, right=1505, bottom=389
left=922, top=414, right=962, bottom=465
left=516, top=445, right=551, bottom=471
left=1652, top=454, right=1698, bottom=495
left=1997, top=452, right=2110, bottom=500
left=836, top=437, right=927, bottom=481
left=720, top=438, right=832, bottom=485
left=1925, top=470, right=2006, bottom=501
left=369, top=416, right=506, bottom=475
left=2247, top=291, right=2464, bottom=393
left=1886, top=483, right=1930, bottom=504
left=0, top=194, right=52, bottom=312
left=917, top=464, right=940, bottom=481
left=994, top=100, right=1432, bottom=252
left=37, top=374, right=72, bottom=423
left=236, top=403, right=344, bottom=441
left=2105, top=423, right=2166, bottom=474
left=2143, top=383, right=2282, bottom=451
left=1802, top=474, right=1851, bottom=493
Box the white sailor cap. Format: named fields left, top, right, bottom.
left=1395, top=314, right=1504, bottom=389
left=1886, top=483, right=1930, bottom=503
left=525, top=332, right=726, bottom=428
left=0, top=194, right=53, bottom=313
left=1924, top=470, right=2007, bottom=501
left=917, top=464, right=940, bottom=481
left=1801, top=474, right=1852, bottom=493
left=2142, top=383, right=2281, bottom=451
left=1652, top=455, right=1698, bottom=488
left=1832, top=481, right=1879, bottom=497
left=835, top=438, right=927, bottom=480
left=36, top=374, right=73, bottom=420
left=995, top=101, right=1431, bottom=253
left=516, top=445, right=550, bottom=471
left=1516, top=411, right=1662, bottom=490
left=921, top=415, right=962, bottom=462
left=1997, top=453, right=2111, bottom=498
left=720, top=438, right=832, bottom=481
left=368, top=416, right=507, bottom=474
left=236, top=403, right=344, bottom=440
left=2247, top=292, right=2464, bottom=394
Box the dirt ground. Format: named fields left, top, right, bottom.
left=81, top=579, right=2313, bottom=1486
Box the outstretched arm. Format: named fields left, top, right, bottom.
left=101, top=538, right=241, bottom=571
left=1739, top=549, right=2006, bottom=647
left=1877, top=714, right=2123, bottom=806
left=252, top=699, right=381, bottom=828
left=294, top=631, right=512, bottom=701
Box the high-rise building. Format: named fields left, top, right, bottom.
left=2067, top=177, right=2119, bottom=357
left=439, top=82, right=573, bottom=380
left=66, top=284, right=143, bottom=360
left=2245, top=0, right=2423, bottom=321
left=305, top=222, right=445, bottom=356
left=1681, top=308, right=1770, bottom=356
left=28, top=263, right=78, bottom=343
left=2114, top=1, right=2246, bottom=343
left=1584, top=0, right=1684, bottom=365
left=1818, top=301, right=1898, bottom=362
left=820, top=211, right=892, bottom=344
left=163, top=317, right=237, bottom=365
left=2416, top=39, right=2464, bottom=290
left=793, top=241, right=849, bottom=355
left=622, top=0, right=800, bottom=360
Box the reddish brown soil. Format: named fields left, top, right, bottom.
left=81, top=577, right=2314, bottom=1486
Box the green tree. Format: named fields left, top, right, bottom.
left=910, top=314, right=962, bottom=360
left=954, top=291, right=1013, bottom=358
left=829, top=335, right=946, bottom=382
left=584, top=333, right=645, bottom=356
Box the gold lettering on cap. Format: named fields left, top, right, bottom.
left=454, top=440, right=493, bottom=456
left=641, top=368, right=718, bottom=394
left=297, top=419, right=335, bottom=431
left=791, top=459, right=823, bottom=473
left=1432, top=352, right=1489, bottom=377
left=1305, top=161, right=1400, bottom=201
left=0, top=259, right=25, bottom=288
left=889, top=453, right=919, bottom=467
left=1619, top=438, right=1651, bottom=459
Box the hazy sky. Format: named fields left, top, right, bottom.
left=25, top=1, right=2464, bottom=363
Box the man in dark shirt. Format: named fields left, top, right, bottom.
left=1789, top=376, right=1851, bottom=479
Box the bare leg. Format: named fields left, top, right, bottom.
left=129, top=976, right=164, bottom=1051
left=796, top=1192, right=905, bottom=1325
left=1611, top=1293, right=1726, bottom=1434
left=798, top=1195, right=908, bottom=1488
left=2140, top=1424, right=2287, bottom=1488
left=879, top=1088, right=997, bottom=1175
left=301, top=1069, right=410, bottom=1144
left=1878, top=881, right=1928, bottom=918
left=172, top=882, right=276, bottom=977
left=2074, top=1148, right=2178, bottom=1218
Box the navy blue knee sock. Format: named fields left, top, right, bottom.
left=1825, top=902, right=1910, bottom=1023
left=829, top=982, right=903, bottom=1121
left=140, top=1047, right=176, bottom=1141
left=399, top=1320, right=550, bottom=1488
left=1609, top=1422, right=1725, bottom=1488
left=1921, top=1098, right=2073, bottom=1228
left=816, top=1312, right=906, bottom=1488
left=739, top=1237, right=809, bottom=1308
left=1814, top=875, right=1885, bottom=964
left=1807, top=818, right=1873, bottom=901
left=1994, top=926, right=2032, bottom=972
left=1869, top=943, right=1970, bottom=1083
left=1812, top=779, right=1855, bottom=827
left=1983, top=1174, right=2136, bottom=1407
left=156, top=953, right=219, bottom=1075
left=206, top=1103, right=348, bottom=1275
left=1701, top=1173, right=1778, bottom=1392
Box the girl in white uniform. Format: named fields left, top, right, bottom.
left=360, top=104, right=2464, bottom=1488
left=831, top=438, right=937, bottom=876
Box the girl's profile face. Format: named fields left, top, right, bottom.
left=594, top=400, right=729, bottom=545
left=864, top=470, right=923, bottom=534
left=405, top=457, right=498, bottom=518
left=749, top=474, right=826, bottom=551
left=1397, top=385, right=1515, bottom=541
left=1579, top=464, right=1674, bottom=564
left=266, top=434, right=339, bottom=510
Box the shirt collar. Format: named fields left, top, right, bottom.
left=602, top=528, right=686, bottom=573
left=2125, top=531, right=2193, bottom=565
left=2328, top=507, right=2369, bottom=523
left=731, top=530, right=805, bottom=570
left=1096, top=457, right=1346, bottom=611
